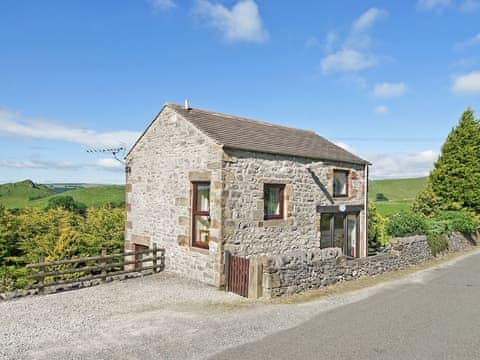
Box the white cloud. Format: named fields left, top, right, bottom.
left=454, top=33, right=480, bottom=50
left=452, top=71, right=480, bottom=93
left=195, top=0, right=268, bottom=43
left=373, top=105, right=389, bottom=114
left=0, top=109, right=140, bottom=149
left=416, top=0, right=451, bottom=11
left=0, top=158, right=123, bottom=171
left=369, top=150, right=438, bottom=179
left=373, top=82, right=408, bottom=99
left=352, top=8, right=388, bottom=32
left=88, top=158, right=123, bottom=170
left=0, top=160, right=78, bottom=169
left=320, top=8, right=387, bottom=76
left=150, top=0, right=175, bottom=11
left=450, top=57, right=477, bottom=69
left=321, top=49, right=376, bottom=74
left=460, top=0, right=480, bottom=12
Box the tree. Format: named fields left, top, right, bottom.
left=429, top=108, right=480, bottom=213
left=45, top=196, right=87, bottom=216
left=412, top=181, right=443, bottom=217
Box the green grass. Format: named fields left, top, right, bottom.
left=375, top=201, right=413, bottom=217
left=0, top=180, right=54, bottom=208
left=369, top=177, right=428, bottom=202
left=369, top=177, right=428, bottom=217
left=30, top=185, right=125, bottom=208
left=0, top=180, right=125, bottom=209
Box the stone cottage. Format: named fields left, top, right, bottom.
left=125, top=103, right=370, bottom=288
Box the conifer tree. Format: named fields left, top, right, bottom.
left=429, top=108, right=480, bottom=213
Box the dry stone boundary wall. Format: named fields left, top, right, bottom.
left=259, top=232, right=474, bottom=297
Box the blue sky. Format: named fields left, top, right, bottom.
left=1, top=0, right=480, bottom=183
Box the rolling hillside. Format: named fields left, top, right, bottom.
left=0, top=180, right=55, bottom=208
left=369, top=177, right=428, bottom=216
left=0, top=180, right=124, bottom=209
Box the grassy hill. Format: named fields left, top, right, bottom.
left=0, top=180, right=55, bottom=208
left=0, top=180, right=124, bottom=209
left=30, top=185, right=125, bottom=208
left=369, top=177, right=428, bottom=216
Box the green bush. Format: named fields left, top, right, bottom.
left=45, top=196, right=87, bottom=216
left=427, top=233, right=448, bottom=256
left=375, top=193, right=389, bottom=202
left=386, top=212, right=429, bottom=237
left=433, top=210, right=479, bottom=234
left=368, top=201, right=388, bottom=248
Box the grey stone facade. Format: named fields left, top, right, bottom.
left=125, top=107, right=224, bottom=286
left=261, top=233, right=475, bottom=297
left=222, top=149, right=367, bottom=258
left=125, top=105, right=368, bottom=287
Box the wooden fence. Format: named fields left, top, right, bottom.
left=26, top=244, right=165, bottom=294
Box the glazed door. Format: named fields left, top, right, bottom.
left=345, top=214, right=358, bottom=258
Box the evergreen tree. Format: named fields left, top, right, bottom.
left=429, top=108, right=480, bottom=213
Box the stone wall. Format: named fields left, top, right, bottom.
left=222, top=149, right=367, bottom=258
left=125, top=106, right=224, bottom=286
left=261, top=233, right=474, bottom=297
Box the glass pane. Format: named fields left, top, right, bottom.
left=264, top=186, right=281, bottom=216
left=334, top=215, right=345, bottom=249
left=346, top=214, right=357, bottom=257
left=334, top=171, right=347, bottom=196
left=196, top=184, right=210, bottom=212
left=320, top=215, right=332, bottom=248
left=194, top=215, right=210, bottom=245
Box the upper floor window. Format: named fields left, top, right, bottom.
left=192, top=182, right=210, bottom=249
left=333, top=170, right=348, bottom=197
left=264, top=184, right=285, bottom=220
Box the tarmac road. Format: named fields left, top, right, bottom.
left=212, top=251, right=480, bottom=360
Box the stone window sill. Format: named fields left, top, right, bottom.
left=261, top=219, right=287, bottom=227
left=188, top=246, right=210, bottom=255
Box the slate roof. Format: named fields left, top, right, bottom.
left=167, top=103, right=369, bottom=165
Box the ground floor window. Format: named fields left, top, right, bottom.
left=320, top=213, right=359, bottom=257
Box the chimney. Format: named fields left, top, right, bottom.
left=184, top=99, right=190, bottom=110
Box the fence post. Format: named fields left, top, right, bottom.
left=152, top=243, right=158, bottom=273
left=38, top=255, right=45, bottom=295
left=101, top=249, right=107, bottom=282
left=224, top=250, right=231, bottom=291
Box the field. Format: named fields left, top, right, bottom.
left=0, top=180, right=124, bottom=209
left=0, top=180, right=55, bottom=208
left=369, top=177, right=428, bottom=216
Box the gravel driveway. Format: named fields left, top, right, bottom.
left=1, top=251, right=478, bottom=360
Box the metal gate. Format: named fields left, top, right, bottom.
left=225, top=252, right=250, bottom=297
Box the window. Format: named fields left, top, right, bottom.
left=264, top=184, right=285, bottom=220
left=333, top=170, right=348, bottom=197
left=319, top=212, right=359, bottom=258
left=192, top=182, right=210, bottom=249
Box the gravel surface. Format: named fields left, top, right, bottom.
left=1, top=251, right=478, bottom=360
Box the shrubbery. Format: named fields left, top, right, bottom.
left=386, top=212, right=429, bottom=238
left=0, top=205, right=125, bottom=292
left=433, top=210, right=479, bottom=234
left=427, top=233, right=449, bottom=256
left=368, top=201, right=388, bottom=249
